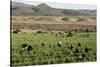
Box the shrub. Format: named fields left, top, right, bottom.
left=64, top=31, right=68, bottom=33
left=61, top=17, right=69, bottom=21
left=77, top=17, right=86, bottom=21
left=85, top=29, right=89, bottom=32
left=37, top=30, right=44, bottom=33
left=13, top=29, right=21, bottom=34
left=90, top=16, right=96, bottom=20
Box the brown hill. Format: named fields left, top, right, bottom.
left=11, top=2, right=96, bottom=16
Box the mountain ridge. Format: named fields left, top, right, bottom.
left=11, top=2, right=96, bottom=16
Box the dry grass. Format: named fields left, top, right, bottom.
left=12, top=23, right=96, bottom=32
left=11, top=16, right=96, bottom=32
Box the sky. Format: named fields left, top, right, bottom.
left=11, top=0, right=96, bottom=10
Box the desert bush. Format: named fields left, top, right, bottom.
left=64, top=31, right=68, bottom=33
left=34, top=17, right=54, bottom=21
left=37, top=30, right=44, bottom=33
left=85, top=28, right=89, bottom=32
left=77, top=17, right=86, bottom=21
left=90, top=16, right=96, bottom=20
left=13, top=29, right=21, bottom=34
left=61, top=17, right=69, bottom=21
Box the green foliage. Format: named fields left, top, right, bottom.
left=61, top=17, right=69, bottom=21
left=90, top=16, right=96, bottom=20
left=76, top=17, right=86, bottom=21
left=11, top=32, right=96, bottom=66
left=13, top=29, right=21, bottom=34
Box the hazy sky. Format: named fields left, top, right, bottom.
left=12, top=0, right=96, bottom=10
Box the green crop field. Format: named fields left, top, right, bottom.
left=11, top=32, right=96, bottom=66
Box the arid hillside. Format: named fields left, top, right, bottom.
left=11, top=16, right=96, bottom=33
left=11, top=2, right=96, bottom=16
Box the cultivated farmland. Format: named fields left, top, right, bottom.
left=11, top=32, right=96, bottom=66
left=11, top=1, right=97, bottom=66
left=11, top=16, right=96, bottom=66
